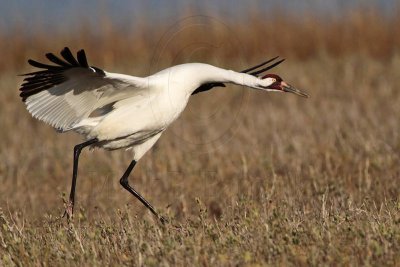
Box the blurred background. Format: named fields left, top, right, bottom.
left=0, top=0, right=399, bottom=222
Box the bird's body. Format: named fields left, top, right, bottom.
left=85, top=64, right=209, bottom=154
left=19, top=48, right=308, bottom=222
left=24, top=61, right=283, bottom=159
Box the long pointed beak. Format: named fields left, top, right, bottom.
left=282, top=83, right=309, bottom=98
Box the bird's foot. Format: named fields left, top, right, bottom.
left=159, top=215, right=169, bottom=225
left=62, top=200, right=74, bottom=220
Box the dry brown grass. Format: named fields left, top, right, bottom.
left=1, top=9, right=400, bottom=266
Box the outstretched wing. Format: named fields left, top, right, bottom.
left=19, top=47, right=146, bottom=131
left=191, top=56, right=285, bottom=95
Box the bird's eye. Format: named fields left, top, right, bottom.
left=271, top=78, right=276, bottom=83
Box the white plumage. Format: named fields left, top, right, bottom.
left=19, top=47, right=308, bottom=222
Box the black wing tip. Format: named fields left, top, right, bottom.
left=77, top=49, right=89, bottom=68
left=241, top=56, right=286, bottom=76
left=21, top=47, right=95, bottom=75
left=45, top=52, right=71, bottom=67
left=18, top=47, right=100, bottom=101
left=60, top=47, right=80, bottom=66
left=191, top=82, right=226, bottom=95
left=240, top=56, right=280, bottom=73
left=61, top=46, right=72, bottom=55
left=253, top=58, right=286, bottom=75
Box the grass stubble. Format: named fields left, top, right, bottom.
left=0, top=8, right=400, bottom=266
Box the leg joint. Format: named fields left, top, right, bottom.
left=74, top=138, right=98, bottom=156
left=73, top=145, right=81, bottom=156
left=120, top=176, right=128, bottom=187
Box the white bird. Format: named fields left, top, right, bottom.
left=19, top=47, right=308, bottom=223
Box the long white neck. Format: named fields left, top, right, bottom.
left=193, top=64, right=273, bottom=93
left=149, top=63, right=275, bottom=96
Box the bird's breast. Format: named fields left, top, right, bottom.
left=90, top=87, right=190, bottom=141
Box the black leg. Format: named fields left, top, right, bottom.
left=120, top=160, right=167, bottom=224
left=63, top=138, right=98, bottom=219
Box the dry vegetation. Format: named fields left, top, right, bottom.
left=1, top=8, right=400, bottom=266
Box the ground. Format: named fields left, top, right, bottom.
left=1, top=11, right=400, bottom=265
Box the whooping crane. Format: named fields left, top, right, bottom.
left=19, top=47, right=308, bottom=223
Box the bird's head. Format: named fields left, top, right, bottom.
left=261, top=74, right=309, bottom=98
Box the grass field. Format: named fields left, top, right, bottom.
left=1, top=9, right=400, bottom=266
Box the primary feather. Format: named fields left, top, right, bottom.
left=20, top=48, right=146, bottom=132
